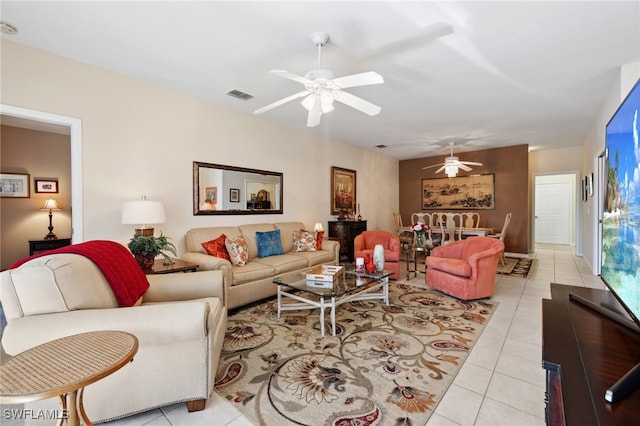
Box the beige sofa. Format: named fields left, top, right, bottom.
left=0, top=252, right=227, bottom=423
left=183, top=222, right=340, bottom=309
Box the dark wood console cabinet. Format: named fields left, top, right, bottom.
left=542, top=283, right=640, bottom=425
left=29, top=238, right=72, bottom=255
left=328, top=220, right=367, bottom=262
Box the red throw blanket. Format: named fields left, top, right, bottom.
left=10, top=240, right=150, bottom=307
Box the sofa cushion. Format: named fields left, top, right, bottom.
left=292, top=230, right=317, bottom=252
left=185, top=226, right=242, bottom=253
left=290, top=250, right=335, bottom=266
left=229, top=261, right=275, bottom=285
left=225, top=237, right=250, bottom=266
left=274, top=222, right=307, bottom=253
left=7, top=254, right=119, bottom=315
left=252, top=254, right=309, bottom=275
left=238, top=223, right=277, bottom=260
left=256, top=229, right=285, bottom=258
left=201, top=234, right=230, bottom=261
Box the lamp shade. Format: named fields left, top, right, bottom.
left=314, top=222, right=324, bottom=232
left=41, top=198, right=60, bottom=211
left=121, top=200, right=166, bottom=225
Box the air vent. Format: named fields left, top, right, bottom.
left=0, top=22, right=18, bottom=35
left=375, top=144, right=387, bottom=149
left=227, top=90, right=253, bottom=101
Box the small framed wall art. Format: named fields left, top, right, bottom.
left=229, top=188, right=240, bottom=202
left=35, top=178, right=59, bottom=194
left=1, top=173, right=30, bottom=198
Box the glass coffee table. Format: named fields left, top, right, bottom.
left=273, top=264, right=392, bottom=336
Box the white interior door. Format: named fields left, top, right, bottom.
left=535, top=181, right=572, bottom=244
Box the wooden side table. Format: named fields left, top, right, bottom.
left=0, top=330, right=138, bottom=426
left=146, top=258, right=198, bottom=274
left=29, top=238, right=72, bottom=255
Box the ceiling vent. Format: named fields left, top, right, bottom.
left=0, top=22, right=18, bottom=35
left=227, top=90, right=253, bottom=101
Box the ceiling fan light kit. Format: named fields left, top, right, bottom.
left=253, top=32, right=383, bottom=127
left=423, top=142, right=483, bottom=178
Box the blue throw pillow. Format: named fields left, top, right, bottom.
left=256, top=229, right=284, bottom=258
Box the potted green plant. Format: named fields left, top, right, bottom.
left=127, top=233, right=177, bottom=270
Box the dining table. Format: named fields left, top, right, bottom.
left=431, top=227, right=494, bottom=237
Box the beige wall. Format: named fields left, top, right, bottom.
left=0, top=40, right=399, bottom=265
left=1, top=126, right=72, bottom=269
left=399, top=145, right=530, bottom=254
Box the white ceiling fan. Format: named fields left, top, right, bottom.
left=422, top=142, right=483, bottom=177
left=253, top=32, right=384, bottom=127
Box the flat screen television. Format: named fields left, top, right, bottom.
left=591, top=78, right=640, bottom=402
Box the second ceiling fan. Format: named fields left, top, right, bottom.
left=253, top=32, right=384, bottom=127
left=422, top=142, right=484, bottom=178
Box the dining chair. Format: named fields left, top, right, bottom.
left=461, top=212, right=480, bottom=228
left=488, top=212, right=512, bottom=265
left=393, top=212, right=413, bottom=248
left=442, top=212, right=463, bottom=244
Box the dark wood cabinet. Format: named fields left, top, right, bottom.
left=328, top=220, right=366, bottom=262
left=29, top=238, right=72, bottom=255
left=542, top=283, right=640, bottom=426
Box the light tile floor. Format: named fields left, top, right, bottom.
left=1, top=244, right=604, bottom=426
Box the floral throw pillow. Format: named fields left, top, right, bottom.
left=225, top=236, right=250, bottom=266
left=201, top=233, right=230, bottom=261
left=292, top=230, right=317, bottom=252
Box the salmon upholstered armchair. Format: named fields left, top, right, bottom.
left=425, top=236, right=504, bottom=300
left=354, top=230, right=401, bottom=279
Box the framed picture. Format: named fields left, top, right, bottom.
left=205, top=186, right=217, bottom=204
left=0, top=173, right=30, bottom=198
left=229, top=188, right=240, bottom=202
left=331, top=166, right=356, bottom=215
left=587, top=172, right=594, bottom=197
left=35, top=178, right=59, bottom=193
left=422, top=174, right=495, bottom=210
left=583, top=176, right=589, bottom=202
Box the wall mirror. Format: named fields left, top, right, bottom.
left=193, top=161, right=283, bottom=215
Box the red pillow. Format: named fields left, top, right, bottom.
left=315, top=230, right=324, bottom=251
left=201, top=234, right=230, bottom=260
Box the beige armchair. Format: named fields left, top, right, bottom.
left=0, top=244, right=227, bottom=423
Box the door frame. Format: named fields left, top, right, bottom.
left=532, top=171, right=581, bottom=256
left=1, top=104, right=83, bottom=242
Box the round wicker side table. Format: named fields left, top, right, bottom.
left=0, top=330, right=138, bottom=426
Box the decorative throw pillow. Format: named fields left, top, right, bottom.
left=256, top=229, right=285, bottom=258
left=225, top=236, right=250, bottom=266
left=292, top=230, right=317, bottom=252
left=201, top=234, right=230, bottom=261
left=315, top=230, right=324, bottom=251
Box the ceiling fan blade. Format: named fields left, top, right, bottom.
left=422, top=163, right=445, bottom=170
left=368, top=21, right=454, bottom=60
left=270, top=70, right=313, bottom=85
left=253, top=90, right=309, bottom=115
left=458, top=164, right=473, bottom=172
left=334, top=91, right=381, bottom=116
left=460, top=161, right=484, bottom=167
left=332, top=71, right=384, bottom=89
left=435, top=165, right=447, bottom=174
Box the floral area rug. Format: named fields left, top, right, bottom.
left=214, top=282, right=497, bottom=425
left=497, top=257, right=537, bottom=278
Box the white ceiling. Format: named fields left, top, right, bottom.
left=2, top=1, right=639, bottom=160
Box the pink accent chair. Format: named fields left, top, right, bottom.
left=354, top=230, right=401, bottom=279
left=425, top=236, right=504, bottom=300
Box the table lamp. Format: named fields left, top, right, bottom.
left=121, top=196, right=166, bottom=236
left=41, top=197, right=60, bottom=240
